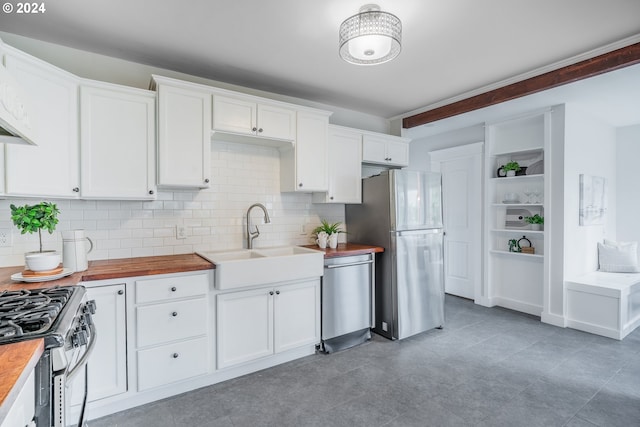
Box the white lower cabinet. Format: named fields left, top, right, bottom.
left=0, top=370, right=34, bottom=427
left=134, top=273, right=210, bottom=391
left=217, top=279, right=320, bottom=369
left=76, top=269, right=322, bottom=421
left=137, top=336, right=208, bottom=391
left=71, top=283, right=127, bottom=408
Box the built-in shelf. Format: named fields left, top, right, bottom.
left=490, top=250, right=544, bottom=260
left=492, top=203, right=544, bottom=207
left=490, top=228, right=544, bottom=235
left=490, top=174, right=543, bottom=182
left=484, top=109, right=551, bottom=318
left=491, top=147, right=544, bottom=157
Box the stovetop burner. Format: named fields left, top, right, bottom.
left=0, top=286, right=80, bottom=347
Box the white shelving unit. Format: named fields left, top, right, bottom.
left=483, top=110, right=551, bottom=316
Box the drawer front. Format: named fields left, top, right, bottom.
left=137, top=298, right=207, bottom=347
left=137, top=336, right=208, bottom=391
left=136, top=273, right=209, bottom=304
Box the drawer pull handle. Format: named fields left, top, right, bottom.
left=171, top=286, right=177, bottom=292
left=172, top=311, right=178, bottom=317
left=172, top=353, right=179, bottom=359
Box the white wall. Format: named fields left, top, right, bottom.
left=406, top=124, right=485, bottom=172
left=562, top=104, right=617, bottom=280
left=0, top=141, right=345, bottom=267
left=616, top=124, right=640, bottom=253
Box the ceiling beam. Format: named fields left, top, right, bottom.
left=402, top=42, right=640, bottom=129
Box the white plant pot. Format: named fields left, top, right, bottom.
left=530, top=224, right=543, bottom=231
left=506, top=170, right=516, bottom=177
left=25, top=250, right=61, bottom=272
left=328, top=234, right=338, bottom=249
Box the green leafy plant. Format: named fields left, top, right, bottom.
left=503, top=161, right=521, bottom=172
left=10, top=202, right=60, bottom=252
left=524, top=214, right=544, bottom=225
left=312, top=219, right=343, bottom=236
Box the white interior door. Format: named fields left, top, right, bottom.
left=430, top=142, right=483, bottom=300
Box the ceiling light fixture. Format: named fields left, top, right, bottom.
left=339, top=4, right=402, bottom=66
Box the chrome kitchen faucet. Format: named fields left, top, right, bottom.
left=246, top=203, right=271, bottom=249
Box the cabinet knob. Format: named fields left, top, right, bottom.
left=171, top=286, right=177, bottom=292
left=72, top=187, right=79, bottom=193
left=204, top=178, right=210, bottom=184
left=330, top=196, right=334, bottom=200
left=252, top=127, right=258, bottom=132
left=117, top=290, right=124, bottom=295
left=148, top=190, right=154, bottom=195
left=298, top=183, right=303, bottom=187
left=172, top=311, right=178, bottom=317
left=275, top=290, right=280, bottom=295
left=172, top=353, right=179, bottom=359
left=269, top=291, right=274, bottom=295
left=388, top=158, right=392, bottom=161
left=258, top=128, right=263, bottom=133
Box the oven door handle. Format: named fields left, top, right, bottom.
left=67, top=324, right=97, bottom=381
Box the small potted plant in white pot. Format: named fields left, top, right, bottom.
left=312, top=220, right=343, bottom=249
left=10, top=202, right=61, bottom=272
left=503, top=161, right=521, bottom=177
left=525, top=214, right=544, bottom=231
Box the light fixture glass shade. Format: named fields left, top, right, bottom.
left=339, top=4, right=402, bottom=65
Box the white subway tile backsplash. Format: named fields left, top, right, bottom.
left=0, top=141, right=347, bottom=267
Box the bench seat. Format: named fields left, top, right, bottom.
left=565, top=271, right=640, bottom=340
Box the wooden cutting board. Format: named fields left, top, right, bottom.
left=22, top=265, right=64, bottom=277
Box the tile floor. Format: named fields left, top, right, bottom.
left=91, top=295, right=640, bottom=426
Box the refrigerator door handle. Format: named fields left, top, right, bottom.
left=396, top=229, right=442, bottom=236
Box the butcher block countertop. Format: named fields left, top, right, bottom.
left=0, top=339, right=43, bottom=423
left=302, top=242, right=384, bottom=257
left=0, top=253, right=214, bottom=291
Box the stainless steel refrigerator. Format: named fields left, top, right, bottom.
left=345, top=170, right=444, bottom=340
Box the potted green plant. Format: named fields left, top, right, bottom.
left=503, top=161, right=521, bottom=177
left=10, top=202, right=61, bottom=271
left=524, top=214, right=544, bottom=231
left=312, top=220, right=343, bottom=249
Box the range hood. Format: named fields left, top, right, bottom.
left=0, top=62, right=37, bottom=145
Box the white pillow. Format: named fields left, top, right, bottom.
left=598, top=240, right=640, bottom=273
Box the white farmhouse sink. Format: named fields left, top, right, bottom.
left=197, top=246, right=324, bottom=290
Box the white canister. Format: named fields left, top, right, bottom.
left=62, top=230, right=93, bottom=272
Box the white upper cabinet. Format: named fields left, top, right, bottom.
left=312, top=125, right=362, bottom=203
left=3, top=47, right=80, bottom=198
left=280, top=111, right=331, bottom=192
left=362, top=133, right=410, bottom=167
left=80, top=82, right=156, bottom=199
left=154, top=77, right=211, bottom=189
left=213, top=95, right=295, bottom=141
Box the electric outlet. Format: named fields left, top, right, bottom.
left=0, top=229, right=11, bottom=247
left=382, top=322, right=388, bottom=332
left=176, top=225, right=187, bottom=240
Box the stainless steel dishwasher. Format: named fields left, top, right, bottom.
left=321, top=253, right=374, bottom=353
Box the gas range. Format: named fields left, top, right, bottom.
left=0, top=285, right=97, bottom=427
left=0, top=286, right=88, bottom=349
